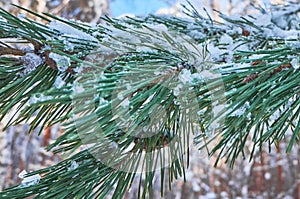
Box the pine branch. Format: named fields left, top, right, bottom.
left=0, top=46, right=25, bottom=56
left=0, top=2, right=299, bottom=198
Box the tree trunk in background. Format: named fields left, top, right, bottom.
left=19, top=0, right=46, bottom=13
left=209, top=0, right=220, bottom=22
left=227, top=0, right=233, bottom=15
left=297, top=147, right=300, bottom=199
left=277, top=142, right=283, bottom=194
left=0, top=124, right=62, bottom=190
left=0, top=0, right=110, bottom=22
left=54, top=0, right=110, bottom=23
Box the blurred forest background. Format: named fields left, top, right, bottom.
left=0, top=0, right=299, bottom=198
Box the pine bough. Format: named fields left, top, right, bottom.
left=0, top=2, right=299, bottom=198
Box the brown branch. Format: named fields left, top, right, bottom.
left=0, top=46, right=25, bottom=56
left=242, top=28, right=250, bottom=37
left=27, top=39, right=43, bottom=53
left=242, top=62, right=291, bottom=84
left=271, top=63, right=292, bottom=75
left=242, top=73, right=259, bottom=84
left=44, top=51, right=58, bottom=70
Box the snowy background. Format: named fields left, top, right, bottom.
left=109, top=0, right=292, bottom=17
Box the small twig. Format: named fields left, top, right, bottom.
left=242, top=62, right=292, bottom=84
left=271, top=63, right=292, bottom=76
left=44, top=51, right=57, bottom=70
left=27, top=39, right=43, bottom=53
left=0, top=46, right=25, bottom=56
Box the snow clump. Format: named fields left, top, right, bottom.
left=21, top=53, right=44, bottom=75
left=49, top=52, right=70, bottom=72
left=18, top=170, right=41, bottom=187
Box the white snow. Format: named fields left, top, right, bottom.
left=17, top=13, right=26, bottom=20
left=227, top=26, right=243, bottom=35
left=21, top=175, right=41, bottom=187
left=264, top=172, right=271, bottom=180
left=185, top=170, right=194, bottom=179
left=203, top=192, right=217, bottom=199
left=270, top=109, right=281, bottom=121
left=125, top=83, right=132, bottom=90
left=207, top=43, right=225, bottom=61
left=285, top=39, right=300, bottom=50
left=99, top=97, right=108, bottom=106
left=49, top=0, right=60, bottom=7
left=269, top=97, right=297, bottom=122
left=54, top=75, right=65, bottom=88
left=199, top=70, right=219, bottom=79
left=68, top=160, right=79, bottom=171
left=220, top=3, right=300, bottom=40
left=283, top=196, right=295, bottom=199
left=154, top=71, right=165, bottom=76
left=41, top=45, right=51, bottom=52
left=120, top=98, right=130, bottom=108
left=291, top=58, right=299, bottom=69
left=123, top=142, right=135, bottom=153
left=230, top=101, right=250, bottom=117
left=20, top=44, right=34, bottom=53
left=21, top=53, right=44, bottom=75
left=173, top=84, right=183, bottom=96
left=49, top=52, right=70, bottom=72
left=220, top=191, right=228, bottom=198
left=72, top=84, right=84, bottom=94
left=49, top=21, right=98, bottom=43
left=255, top=14, right=272, bottom=27
left=188, top=30, right=206, bottom=40
left=214, top=180, right=221, bottom=187
left=178, top=69, right=193, bottom=84
left=107, top=25, right=141, bottom=44
left=0, top=16, right=7, bottom=22
left=73, top=66, right=84, bottom=73
left=117, top=92, right=124, bottom=100
left=29, top=94, right=53, bottom=104
left=18, top=170, right=41, bottom=187
left=110, top=141, right=119, bottom=149
left=200, top=182, right=210, bottom=191
left=192, top=181, right=201, bottom=192
left=243, top=162, right=252, bottom=176
left=18, top=170, right=28, bottom=179
left=267, top=27, right=300, bottom=39
left=62, top=38, right=74, bottom=51
left=219, top=34, right=233, bottom=45
left=241, top=185, right=248, bottom=197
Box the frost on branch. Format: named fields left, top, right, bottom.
left=48, top=21, right=98, bottom=43
left=49, top=52, right=70, bottom=72
left=20, top=53, right=44, bottom=75
left=18, top=170, right=41, bottom=187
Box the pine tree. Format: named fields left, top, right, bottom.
left=0, top=2, right=299, bottom=198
